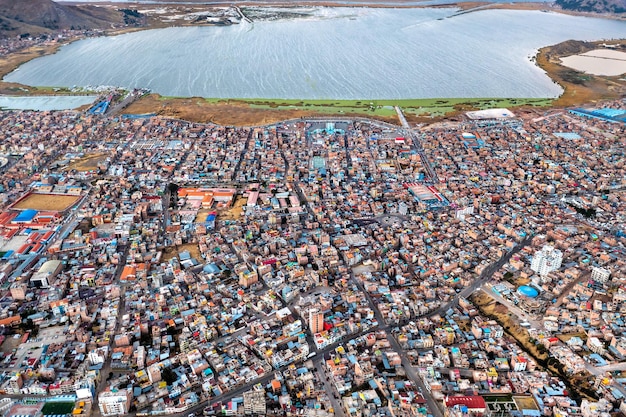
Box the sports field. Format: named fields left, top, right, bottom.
left=42, top=402, right=75, bottom=415
left=12, top=193, right=80, bottom=212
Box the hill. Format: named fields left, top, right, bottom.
left=555, top=0, right=626, bottom=14
left=0, top=0, right=145, bottom=38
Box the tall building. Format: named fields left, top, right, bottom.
left=98, top=388, right=133, bottom=416
left=530, top=244, right=563, bottom=276
left=8, top=373, right=23, bottom=394
left=147, top=363, right=162, bottom=383
left=591, top=267, right=611, bottom=283
left=9, top=283, right=27, bottom=300
left=308, top=308, right=324, bottom=334
left=243, top=389, right=266, bottom=415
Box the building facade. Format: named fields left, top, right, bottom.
left=591, top=267, right=611, bottom=283
left=531, top=244, right=563, bottom=276
left=308, top=308, right=324, bottom=334
left=98, top=388, right=133, bottom=416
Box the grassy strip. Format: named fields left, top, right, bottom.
left=471, top=291, right=549, bottom=362
left=157, top=96, right=554, bottom=117
left=127, top=94, right=555, bottom=125
left=470, top=291, right=598, bottom=402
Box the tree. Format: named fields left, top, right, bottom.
left=140, top=332, right=152, bottom=346
left=162, top=367, right=178, bottom=385
left=168, top=183, right=179, bottom=194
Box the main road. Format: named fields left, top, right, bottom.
left=395, top=106, right=439, bottom=184
left=172, top=221, right=534, bottom=417
left=352, top=271, right=444, bottom=417
left=167, top=326, right=383, bottom=417
left=421, top=234, right=534, bottom=320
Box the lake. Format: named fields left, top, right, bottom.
left=0, top=95, right=97, bottom=111
left=5, top=7, right=626, bottom=100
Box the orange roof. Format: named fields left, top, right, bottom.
left=0, top=315, right=21, bottom=326
left=120, top=265, right=136, bottom=281
left=50, top=299, right=68, bottom=308
left=271, top=379, right=281, bottom=390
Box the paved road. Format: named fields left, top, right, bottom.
left=232, top=128, right=252, bottom=176
left=167, top=326, right=381, bottom=417
left=481, top=284, right=542, bottom=329
left=420, top=234, right=534, bottom=320
left=395, top=106, right=439, bottom=183
left=387, top=329, right=444, bottom=417
left=315, top=359, right=346, bottom=417
left=234, top=6, right=252, bottom=23
left=583, top=361, right=626, bottom=400
left=107, top=90, right=146, bottom=116
left=292, top=180, right=315, bottom=223
left=92, top=243, right=130, bottom=417
left=351, top=272, right=444, bottom=417
left=553, top=271, right=591, bottom=308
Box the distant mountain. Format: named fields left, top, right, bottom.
left=0, top=0, right=145, bottom=38
left=555, top=0, right=626, bottom=14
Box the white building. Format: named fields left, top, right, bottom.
left=88, top=346, right=108, bottom=366
left=455, top=206, right=474, bottom=221
left=98, top=387, right=133, bottom=416
left=243, top=389, right=266, bottom=415
left=30, top=259, right=63, bottom=288
left=591, top=267, right=611, bottom=283
left=587, top=337, right=606, bottom=355
left=531, top=244, right=563, bottom=276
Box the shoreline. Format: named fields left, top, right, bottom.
left=0, top=2, right=624, bottom=124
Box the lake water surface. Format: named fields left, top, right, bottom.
left=0, top=95, right=97, bottom=111
left=5, top=8, right=626, bottom=99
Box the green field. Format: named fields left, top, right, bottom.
left=42, top=402, right=75, bottom=415
left=185, top=97, right=555, bottom=118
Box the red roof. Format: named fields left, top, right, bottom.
left=445, top=396, right=486, bottom=410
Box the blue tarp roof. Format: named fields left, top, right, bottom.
left=14, top=209, right=38, bottom=222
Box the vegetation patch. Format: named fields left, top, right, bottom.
left=42, top=402, right=75, bottom=415
left=125, top=94, right=556, bottom=126
left=470, top=291, right=548, bottom=361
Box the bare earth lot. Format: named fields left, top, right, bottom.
left=13, top=193, right=81, bottom=212
left=65, top=153, right=109, bottom=172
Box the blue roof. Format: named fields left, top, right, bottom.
left=14, top=209, right=38, bottom=222
left=553, top=132, right=581, bottom=140
left=518, top=285, right=539, bottom=298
